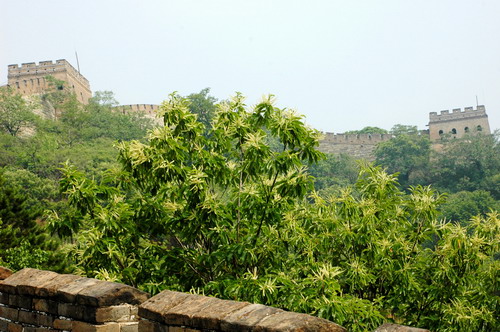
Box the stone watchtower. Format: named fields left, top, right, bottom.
left=7, top=59, right=91, bottom=104
left=428, top=105, right=491, bottom=141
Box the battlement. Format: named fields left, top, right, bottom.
left=428, top=105, right=490, bottom=141
left=8, top=59, right=89, bottom=87
left=318, top=133, right=394, bottom=160
left=7, top=59, right=91, bottom=104
left=114, top=104, right=159, bottom=115
left=113, top=104, right=163, bottom=126
left=429, top=105, right=487, bottom=123
left=321, top=132, right=394, bottom=144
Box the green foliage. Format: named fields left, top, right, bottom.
left=51, top=93, right=499, bottom=331
left=0, top=87, right=38, bottom=136
left=308, top=153, right=359, bottom=193
left=375, top=133, right=431, bottom=188
left=430, top=131, right=500, bottom=196
left=50, top=93, right=324, bottom=288
left=186, top=88, right=217, bottom=132
left=0, top=240, right=50, bottom=271
left=0, top=170, right=66, bottom=272
left=439, top=190, right=499, bottom=223
left=2, top=167, right=60, bottom=212
left=345, top=126, right=388, bottom=134
left=390, top=124, right=418, bottom=136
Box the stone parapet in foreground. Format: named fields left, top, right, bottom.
left=0, top=268, right=429, bottom=331
left=0, top=268, right=148, bottom=332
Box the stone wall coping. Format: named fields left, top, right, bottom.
left=0, top=268, right=149, bottom=306
left=139, top=290, right=346, bottom=332
left=0, top=267, right=431, bottom=331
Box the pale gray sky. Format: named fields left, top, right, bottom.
left=1, top=0, right=499, bottom=132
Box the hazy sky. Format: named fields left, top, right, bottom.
left=1, top=0, right=499, bottom=133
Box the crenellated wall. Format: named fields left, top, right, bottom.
left=428, top=105, right=491, bottom=141
left=0, top=268, right=429, bottom=332
left=318, top=133, right=394, bottom=160
left=7, top=60, right=92, bottom=104
left=113, top=104, right=163, bottom=126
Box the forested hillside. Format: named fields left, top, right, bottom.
left=0, top=88, right=498, bottom=331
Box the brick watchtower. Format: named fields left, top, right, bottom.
left=428, top=105, right=491, bottom=141
left=7, top=59, right=91, bottom=104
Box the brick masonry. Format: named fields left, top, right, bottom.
left=0, top=268, right=430, bottom=332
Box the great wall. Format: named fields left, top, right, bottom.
left=0, top=267, right=428, bottom=332
left=1, top=60, right=491, bottom=330
left=2, top=59, right=493, bottom=160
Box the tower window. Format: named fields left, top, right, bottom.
left=477, top=125, right=482, bottom=131
left=464, top=127, right=469, bottom=133
left=438, top=130, right=443, bottom=135
left=451, top=128, right=457, bottom=135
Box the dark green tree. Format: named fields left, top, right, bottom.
left=308, top=153, right=359, bottom=192
left=48, top=93, right=499, bottom=331
left=390, top=124, right=418, bottom=136
left=345, top=126, right=388, bottom=134
left=374, top=131, right=431, bottom=188
left=186, top=88, right=217, bottom=132
left=0, top=169, right=65, bottom=271
left=49, top=92, right=323, bottom=289
left=0, top=87, right=38, bottom=136
left=430, top=131, right=500, bottom=195
left=439, top=190, right=499, bottom=223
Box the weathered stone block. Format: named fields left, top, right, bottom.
left=0, top=318, right=9, bottom=331
left=7, top=321, right=23, bottom=332
left=97, top=305, right=136, bottom=323
left=137, top=319, right=168, bottom=332
left=58, top=302, right=85, bottom=320
left=118, top=322, right=138, bottom=332
left=0, top=292, right=9, bottom=305
left=0, top=306, right=19, bottom=321
left=0, top=268, right=38, bottom=294
left=0, top=267, right=13, bottom=281
left=56, top=277, right=100, bottom=303
left=138, top=291, right=192, bottom=323
left=75, top=281, right=149, bottom=307
left=33, top=299, right=58, bottom=316
left=166, top=327, right=184, bottom=332
left=22, top=328, right=34, bottom=332
left=374, top=323, right=430, bottom=332
left=72, top=321, right=121, bottom=332
left=35, top=274, right=82, bottom=298
left=37, top=313, right=54, bottom=328
left=171, top=296, right=250, bottom=330
left=84, top=305, right=137, bottom=323
left=53, top=318, right=73, bottom=330
left=253, top=311, right=346, bottom=332
left=8, top=294, right=32, bottom=309
left=15, top=270, right=59, bottom=296
left=161, top=296, right=216, bottom=326
left=23, top=327, right=58, bottom=332
left=18, top=309, right=38, bottom=325
left=220, top=303, right=282, bottom=332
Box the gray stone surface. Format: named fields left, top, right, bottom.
left=253, top=311, right=346, bottom=332
left=75, top=280, right=149, bottom=307
left=138, top=291, right=192, bottom=322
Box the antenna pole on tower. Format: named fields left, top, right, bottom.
left=476, top=95, right=479, bottom=107
left=75, top=51, right=81, bottom=73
